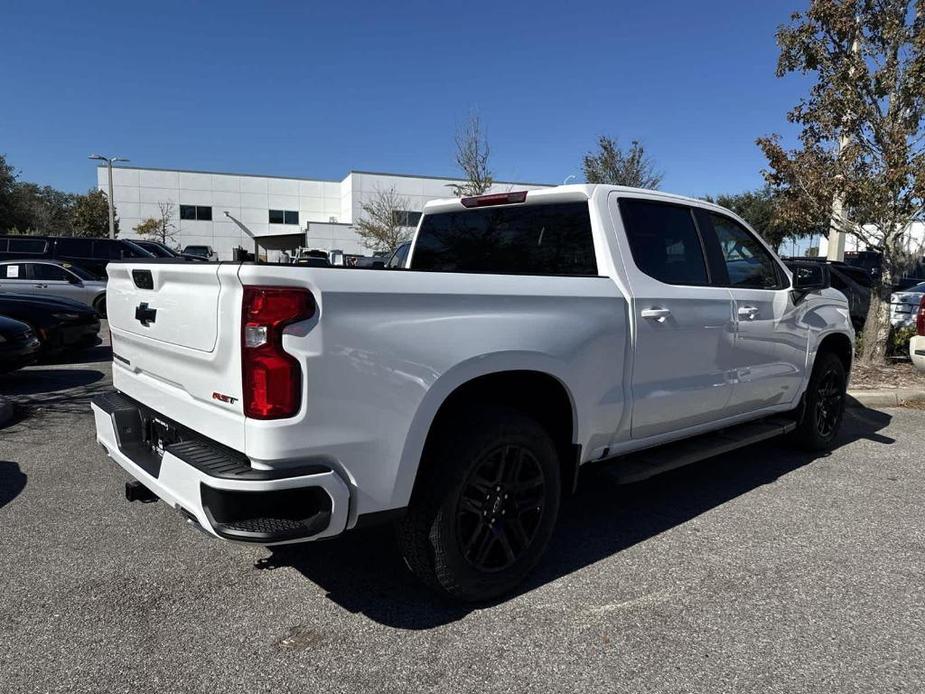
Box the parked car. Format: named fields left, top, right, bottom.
left=890, top=281, right=925, bottom=327
left=92, top=185, right=852, bottom=601
left=911, top=296, right=925, bottom=372
left=0, top=235, right=154, bottom=278
left=0, top=294, right=100, bottom=354
left=0, top=260, right=108, bottom=316
left=182, top=245, right=217, bottom=261
left=134, top=240, right=208, bottom=262
left=0, top=315, right=41, bottom=373
left=386, top=241, right=411, bottom=269
left=784, top=257, right=871, bottom=330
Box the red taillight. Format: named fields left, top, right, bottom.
left=460, top=191, right=528, bottom=208
left=917, top=296, right=925, bottom=336
left=241, top=286, right=315, bottom=419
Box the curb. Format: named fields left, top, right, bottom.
left=0, top=395, right=13, bottom=428
left=846, top=388, right=925, bottom=409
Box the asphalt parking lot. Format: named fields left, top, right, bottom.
left=1, top=334, right=924, bottom=693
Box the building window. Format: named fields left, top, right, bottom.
left=180, top=205, right=212, bottom=221
left=391, top=210, right=422, bottom=227
left=269, top=209, right=299, bottom=225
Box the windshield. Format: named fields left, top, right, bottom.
left=138, top=242, right=176, bottom=257
left=121, top=240, right=156, bottom=258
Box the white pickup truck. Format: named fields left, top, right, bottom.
left=92, top=185, right=853, bottom=601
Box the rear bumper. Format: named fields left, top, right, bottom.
left=91, top=391, right=350, bottom=544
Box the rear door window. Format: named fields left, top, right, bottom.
left=92, top=240, right=125, bottom=259
left=618, top=199, right=709, bottom=285
left=55, top=238, right=93, bottom=258
left=410, top=201, right=597, bottom=275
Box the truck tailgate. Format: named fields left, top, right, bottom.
left=106, top=262, right=246, bottom=450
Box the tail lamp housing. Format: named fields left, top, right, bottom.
left=917, top=295, right=925, bottom=337
left=241, top=286, right=315, bottom=419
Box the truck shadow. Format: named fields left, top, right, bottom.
left=264, top=407, right=894, bottom=629
left=0, top=461, right=27, bottom=510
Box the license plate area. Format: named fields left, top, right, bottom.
left=145, top=416, right=182, bottom=458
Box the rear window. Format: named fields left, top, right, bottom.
left=410, top=201, right=597, bottom=276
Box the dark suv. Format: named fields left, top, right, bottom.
left=0, top=236, right=154, bottom=277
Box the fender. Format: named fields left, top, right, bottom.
left=390, top=350, right=580, bottom=511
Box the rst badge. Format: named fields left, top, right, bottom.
left=212, top=392, right=239, bottom=405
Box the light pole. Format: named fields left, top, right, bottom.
left=89, top=154, right=129, bottom=239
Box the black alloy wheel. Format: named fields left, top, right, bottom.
left=455, top=444, right=546, bottom=572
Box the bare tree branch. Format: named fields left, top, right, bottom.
left=449, top=113, right=493, bottom=197
left=354, top=186, right=414, bottom=253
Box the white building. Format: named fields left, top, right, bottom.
left=816, top=222, right=925, bottom=259
left=97, top=166, right=552, bottom=260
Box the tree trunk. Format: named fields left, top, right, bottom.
left=860, top=271, right=893, bottom=366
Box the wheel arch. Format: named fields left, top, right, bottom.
left=395, top=361, right=580, bottom=512
left=816, top=331, right=853, bottom=375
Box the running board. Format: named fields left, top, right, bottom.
left=604, top=416, right=797, bottom=484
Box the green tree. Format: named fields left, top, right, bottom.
left=72, top=189, right=118, bottom=237
left=582, top=136, right=663, bottom=189
left=0, top=153, right=22, bottom=232
left=13, top=183, right=76, bottom=234
left=757, top=0, right=925, bottom=365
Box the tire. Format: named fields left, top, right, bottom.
left=93, top=295, right=107, bottom=319
left=792, top=351, right=847, bottom=451
left=396, top=406, right=561, bottom=602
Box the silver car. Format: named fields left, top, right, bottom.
left=0, top=260, right=107, bottom=316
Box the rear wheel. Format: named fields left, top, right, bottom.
left=397, top=406, right=561, bottom=602
left=793, top=351, right=847, bottom=451
left=93, top=295, right=107, bottom=319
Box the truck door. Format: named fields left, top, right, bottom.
left=697, top=211, right=805, bottom=414
left=609, top=195, right=736, bottom=439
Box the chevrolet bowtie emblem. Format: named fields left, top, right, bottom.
left=135, top=302, right=157, bottom=326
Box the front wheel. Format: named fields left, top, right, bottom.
left=397, top=407, right=561, bottom=602
left=792, top=352, right=847, bottom=451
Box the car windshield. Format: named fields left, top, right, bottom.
left=122, top=240, right=156, bottom=258
left=139, top=242, right=176, bottom=257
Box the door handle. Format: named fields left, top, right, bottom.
left=33, top=283, right=47, bottom=288
left=737, top=305, right=759, bottom=320
left=641, top=307, right=671, bottom=322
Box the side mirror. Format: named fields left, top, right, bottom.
left=68, top=276, right=84, bottom=287
left=789, top=262, right=830, bottom=301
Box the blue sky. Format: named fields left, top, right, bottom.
left=0, top=0, right=810, bottom=197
